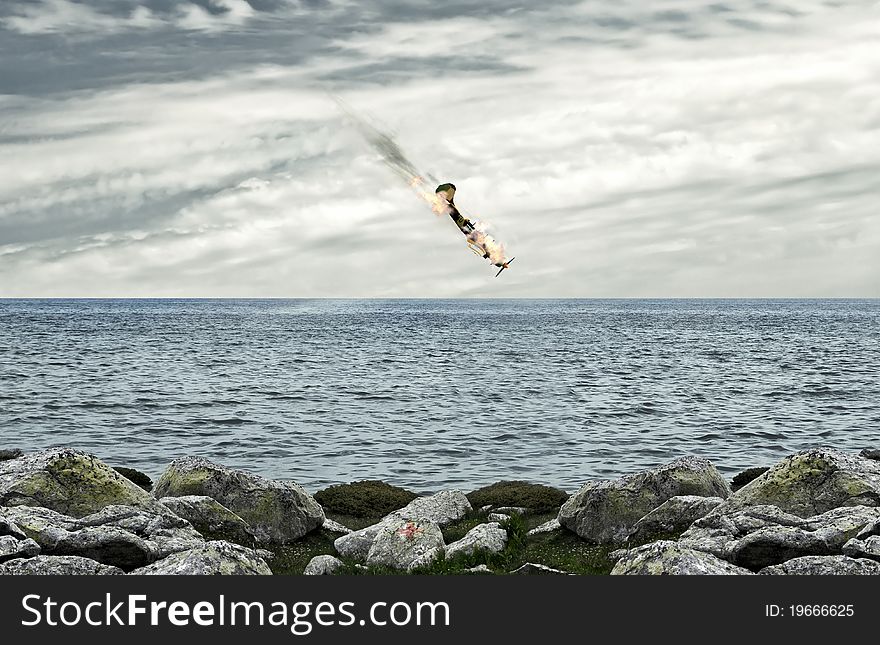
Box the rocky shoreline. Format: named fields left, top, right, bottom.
left=1, top=446, right=879, bottom=575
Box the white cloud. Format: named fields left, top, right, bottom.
left=1, top=0, right=878, bottom=296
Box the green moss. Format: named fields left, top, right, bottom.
left=157, top=469, right=212, bottom=496
left=10, top=453, right=154, bottom=518
left=314, top=481, right=417, bottom=518
left=466, top=481, right=569, bottom=513
left=113, top=467, right=153, bottom=491
left=731, top=467, right=769, bottom=492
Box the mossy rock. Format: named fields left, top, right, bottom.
left=731, top=467, right=769, bottom=492
left=0, top=448, right=165, bottom=518
left=466, top=481, right=569, bottom=513
left=154, top=457, right=324, bottom=544
left=724, top=448, right=880, bottom=517
left=314, top=480, right=418, bottom=518
left=113, top=467, right=153, bottom=492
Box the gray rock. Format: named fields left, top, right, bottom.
left=129, top=540, right=272, bottom=575
left=627, top=495, right=724, bottom=545
left=717, top=448, right=880, bottom=518
left=0, top=514, right=27, bottom=540
left=0, top=554, right=124, bottom=575
left=611, top=540, right=753, bottom=575
left=160, top=496, right=255, bottom=547
left=527, top=518, right=561, bottom=536
left=52, top=526, right=153, bottom=569
left=303, top=554, right=343, bottom=575
left=804, top=506, right=880, bottom=551
left=154, top=457, right=324, bottom=544
left=0, top=534, right=40, bottom=562
left=467, top=564, right=492, bottom=574
left=322, top=518, right=352, bottom=534
left=487, top=513, right=510, bottom=523
left=334, top=491, right=470, bottom=562
left=445, top=522, right=507, bottom=560
left=510, top=562, right=569, bottom=575
left=334, top=522, right=386, bottom=561
left=842, top=536, right=880, bottom=562
left=494, top=506, right=527, bottom=515
left=680, top=505, right=812, bottom=557
left=679, top=504, right=880, bottom=570
left=559, top=456, right=730, bottom=544
left=860, top=448, right=880, bottom=461
left=727, top=526, right=831, bottom=569
left=608, top=548, right=629, bottom=562
left=0, top=449, right=23, bottom=461
left=760, top=555, right=880, bottom=575
left=0, top=448, right=166, bottom=518
left=365, top=518, right=444, bottom=571
left=3, top=504, right=204, bottom=570
left=479, top=505, right=492, bottom=512
left=396, top=490, right=472, bottom=526
left=856, top=519, right=880, bottom=540
left=76, top=505, right=204, bottom=559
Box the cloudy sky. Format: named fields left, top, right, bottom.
left=1, top=0, right=878, bottom=297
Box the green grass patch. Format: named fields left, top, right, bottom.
left=467, top=481, right=569, bottom=513
left=517, top=528, right=616, bottom=575
left=314, top=481, right=418, bottom=518
left=263, top=528, right=339, bottom=575
left=440, top=511, right=488, bottom=544
left=276, top=509, right=614, bottom=576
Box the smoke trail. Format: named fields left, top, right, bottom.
left=334, top=96, right=509, bottom=266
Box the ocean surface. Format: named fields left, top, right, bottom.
left=1, top=299, right=878, bottom=494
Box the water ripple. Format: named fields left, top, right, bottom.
left=0, top=298, right=878, bottom=492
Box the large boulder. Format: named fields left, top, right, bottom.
left=679, top=504, right=880, bottom=570
left=0, top=448, right=165, bottom=517
left=160, top=496, right=255, bottom=547
left=0, top=554, right=124, bottom=575
left=365, top=518, right=444, bottom=571
left=760, top=555, right=880, bottom=575
left=726, top=526, right=831, bottom=569
left=559, top=457, right=730, bottom=544
left=154, top=457, right=324, bottom=544
left=3, top=504, right=204, bottom=571
left=303, top=555, right=343, bottom=575
left=129, top=541, right=272, bottom=575
left=333, top=490, right=472, bottom=561
left=611, top=540, right=753, bottom=575
left=627, top=495, right=723, bottom=545
left=804, top=506, right=880, bottom=551
left=395, top=491, right=472, bottom=526
left=718, top=448, right=880, bottom=518
left=679, top=505, right=808, bottom=558
left=445, top=523, right=507, bottom=560
left=334, top=523, right=385, bottom=561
